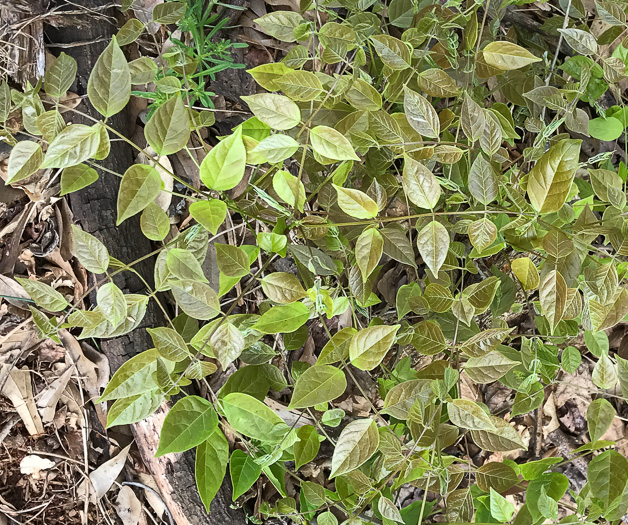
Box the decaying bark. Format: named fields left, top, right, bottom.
left=46, top=1, right=245, bottom=524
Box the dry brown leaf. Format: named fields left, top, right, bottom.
left=80, top=444, right=131, bottom=503
left=36, top=364, right=75, bottom=423
left=115, top=485, right=143, bottom=525
left=0, top=366, right=44, bottom=435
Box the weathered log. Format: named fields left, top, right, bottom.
left=46, top=2, right=245, bottom=524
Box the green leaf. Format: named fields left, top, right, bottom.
left=255, top=11, right=304, bottom=42
left=87, top=36, right=131, bottom=117
left=222, top=393, right=290, bottom=442
left=170, top=280, right=220, bottom=320
left=316, top=327, right=356, bottom=365
left=107, top=390, right=163, bottom=427
left=527, top=139, right=581, bottom=214
left=60, top=164, right=98, bottom=195
left=116, top=18, right=144, bottom=46
left=200, top=127, right=246, bottom=191
left=370, top=35, right=411, bottom=70
left=382, top=379, right=431, bottom=419
left=424, top=283, right=454, bottom=312
left=330, top=419, right=379, bottom=478
left=355, top=228, right=383, bottom=282
left=37, top=110, right=65, bottom=143
left=587, top=397, right=615, bottom=442
left=468, top=218, right=497, bottom=253
left=156, top=396, right=218, bottom=456
left=349, top=324, right=400, bottom=370
left=294, top=425, right=321, bottom=470
left=206, top=323, right=245, bottom=369
left=140, top=201, right=170, bottom=241
left=403, top=87, right=440, bottom=138
left=252, top=302, right=310, bottom=334
left=527, top=473, right=569, bottom=522
left=189, top=200, right=226, bottom=235
left=345, top=78, right=382, bottom=111
left=289, top=365, right=347, bottom=409
left=511, top=382, right=544, bottom=416
left=15, top=278, right=69, bottom=312
left=147, top=326, right=190, bottom=362
left=470, top=415, right=526, bottom=451
left=195, top=430, right=229, bottom=513
left=333, top=184, right=378, bottom=219
left=511, top=257, right=539, bottom=290
left=561, top=346, right=581, bottom=374
left=589, top=116, right=624, bottom=141
left=241, top=94, right=301, bottom=130
left=144, top=95, right=190, bottom=155
left=412, top=320, right=446, bottom=355
left=482, top=41, right=541, bottom=70
left=45, top=52, right=77, bottom=98
left=153, top=1, right=186, bottom=23
left=448, top=399, right=496, bottom=431
left=592, top=352, right=618, bottom=389
left=476, top=462, right=519, bottom=493
left=260, top=272, right=306, bottom=303
left=71, top=225, right=109, bottom=274
left=97, top=282, right=126, bottom=326
left=489, top=488, right=515, bottom=521
left=167, top=248, right=207, bottom=282
left=310, top=126, right=360, bottom=161
left=317, top=511, right=339, bottom=525
left=247, top=62, right=293, bottom=92
left=402, top=155, right=440, bottom=209
left=117, top=164, right=163, bottom=225
left=253, top=134, right=299, bottom=163
left=273, top=170, right=306, bottom=212
left=587, top=450, right=628, bottom=519
left=129, top=57, right=157, bottom=84
left=99, top=349, right=169, bottom=401
left=275, top=70, right=324, bottom=101
left=230, top=450, right=262, bottom=501
left=216, top=244, right=250, bottom=278
left=41, top=124, right=101, bottom=169
left=464, top=351, right=519, bottom=384
left=417, top=220, right=449, bottom=276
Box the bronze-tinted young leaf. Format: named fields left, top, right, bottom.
left=355, top=228, right=383, bottom=282
left=465, top=351, right=519, bottom=383
left=424, top=283, right=454, bottom=313
left=476, top=462, right=519, bottom=493
left=468, top=154, right=498, bottom=205
left=330, top=419, right=379, bottom=478
left=402, top=155, right=440, bottom=209
left=461, top=328, right=513, bottom=357
left=260, top=272, right=306, bottom=303
left=417, top=220, right=449, bottom=276
left=412, top=320, right=446, bottom=356
left=526, top=139, right=581, bottom=214
left=448, top=399, right=496, bottom=431
left=418, top=68, right=459, bottom=97
left=482, top=41, right=541, bottom=70
left=403, top=87, right=440, bottom=138
left=468, top=218, right=497, bottom=253
left=539, top=270, right=567, bottom=331
left=470, top=415, right=526, bottom=451
left=370, top=35, right=411, bottom=70
left=461, top=92, right=485, bottom=143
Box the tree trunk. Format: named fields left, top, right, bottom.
left=47, top=2, right=245, bottom=524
